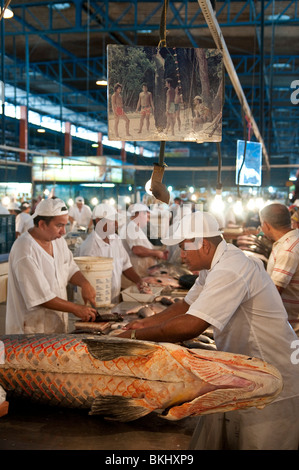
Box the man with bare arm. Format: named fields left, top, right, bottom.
left=111, top=83, right=131, bottom=138
left=136, top=83, right=154, bottom=134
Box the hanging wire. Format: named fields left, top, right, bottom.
left=216, top=142, right=222, bottom=191
left=236, top=106, right=248, bottom=198
left=157, top=0, right=169, bottom=167
left=158, top=0, right=169, bottom=49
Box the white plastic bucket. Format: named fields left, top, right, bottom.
left=74, top=256, right=113, bottom=307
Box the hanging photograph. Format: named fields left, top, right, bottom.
left=107, top=45, right=223, bottom=143
left=235, top=140, right=262, bottom=187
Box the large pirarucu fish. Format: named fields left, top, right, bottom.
left=0, top=334, right=282, bottom=422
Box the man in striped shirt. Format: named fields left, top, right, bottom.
left=260, top=203, right=299, bottom=333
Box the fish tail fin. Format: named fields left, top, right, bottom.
left=89, top=396, right=155, bottom=422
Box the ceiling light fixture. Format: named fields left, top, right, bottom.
left=0, top=7, right=14, bottom=19
left=267, top=14, right=291, bottom=21
left=96, top=79, right=107, bottom=86
left=51, top=3, right=71, bottom=11
left=273, top=63, right=291, bottom=69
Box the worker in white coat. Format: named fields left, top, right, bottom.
left=78, top=203, right=151, bottom=303
left=119, top=211, right=299, bottom=450
left=68, top=196, right=92, bottom=230
left=121, top=203, right=168, bottom=278
left=6, top=198, right=97, bottom=334
left=15, top=201, right=34, bottom=237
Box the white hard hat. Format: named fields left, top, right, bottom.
left=75, top=196, right=84, bottom=203
left=161, top=211, right=222, bottom=246
left=32, top=198, right=68, bottom=218
left=92, top=203, right=117, bottom=220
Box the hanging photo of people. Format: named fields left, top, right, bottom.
left=107, top=45, right=223, bottom=143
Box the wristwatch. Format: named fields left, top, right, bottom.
left=130, top=329, right=136, bottom=340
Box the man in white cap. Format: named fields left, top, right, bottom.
left=15, top=201, right=34, bottom=237
left=119, top=210, right=299, bottom=450
left=6, top=198, right=97, bottom=335
left=68, top=196, right=92, bottom=230
left=121, top=203, right=168, bottom=278
left=78, top=203, right=151, bottom=303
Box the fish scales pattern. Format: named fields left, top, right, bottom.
left=1, top=335, right=190, bottom=383
left=0, top=368, right=181, bottom=409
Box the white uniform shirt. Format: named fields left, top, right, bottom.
left=68, top=204, right=92, bottom=227
left=15, top=212, right=34, bottom=234
left=184, top=240, right=299, bottom=402
left=6, top=231, right=79, bottom=334
left=266, top=229, right=299, bottom=326
left=78, top=231, right=132, bottom=302
left=121, top=221, right=156, bottom=277
left=0, top=204, right=9, bottom=214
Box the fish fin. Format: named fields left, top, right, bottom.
left=89, top=396, right=153, bottom=421
left=83, top=337, right=157, bottom=361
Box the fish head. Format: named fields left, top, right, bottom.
left=159, top=344, right=283, bottom=420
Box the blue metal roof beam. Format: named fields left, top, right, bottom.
left=6, top=1, right=298, bottom=37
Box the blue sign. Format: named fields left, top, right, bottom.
left=236, top=140, right=262, bottom=186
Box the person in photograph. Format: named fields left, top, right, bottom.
left=174, top=86, right=183, bottom=132
left=111, top=83, right=131, bottom=138
left=136, top=83, right=154, bottom=134
left=192, top=96, right=212, bottom=131
left=165, top=78, right=176, bottom=136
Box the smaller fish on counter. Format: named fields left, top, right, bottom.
left=126, top=302, right=166, bottom=318
left=142, top=276, right=181, bottom=288
left=182, top=334, right=217, bottom=351
left=147, top=262, right=193, bottom=279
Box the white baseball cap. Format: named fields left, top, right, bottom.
left=161, top=211, right=222, bottom=246
left=128, top=203, right=150, bottom=216
left=92, top=203, right=117, bottom=220
left=75, top=196, right=84, bottom=203
left=32, top=198, right=68, bottom=218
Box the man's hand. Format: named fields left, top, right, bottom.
left=81, top=281, right=96, bottom=306
left=73, top=304, right=97, bottom=322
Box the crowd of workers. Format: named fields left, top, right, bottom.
left=1, top=189, right=299, bottom=450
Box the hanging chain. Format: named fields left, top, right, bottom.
left=157, top=0, right=169, bottom=167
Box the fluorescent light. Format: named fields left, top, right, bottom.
left=273, top=63, right=291, bottom=69
left=51, top=3, right=71, bottom=11
left=267, top=14, right=290, bottom=21
left=96, top=79, right=107, bottom=86
left=80, top=183, right=115, bottom=188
